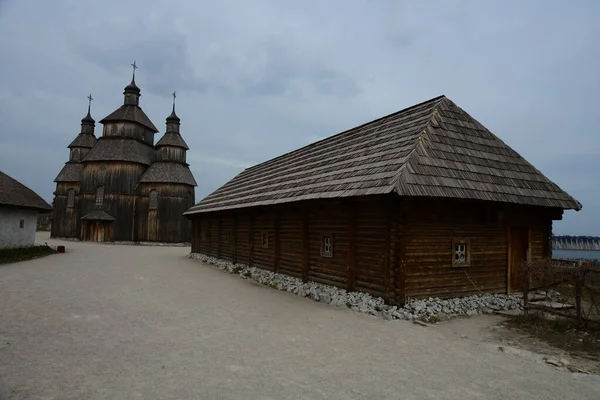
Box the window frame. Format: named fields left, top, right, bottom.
left=260, top=231, right=269, bottom=249
left=320, top=232, right=334, bottom=258
left=95, top=186, right=105, bottom=208
left=452, top=238, right=471, bottom=267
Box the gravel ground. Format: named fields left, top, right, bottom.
left=0, top=232, right=598, bottom=400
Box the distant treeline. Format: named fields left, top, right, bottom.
left=552, top=235, right=600, bottom=250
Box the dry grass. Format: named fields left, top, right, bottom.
left=506, top=315, right=600, bottom=363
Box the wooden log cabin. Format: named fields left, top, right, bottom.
left=184, top=96, right=581, bottom=303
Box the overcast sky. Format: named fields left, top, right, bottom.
left=0, top=0, right=598, bottom=235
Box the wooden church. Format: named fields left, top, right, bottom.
left=184, top=96, right=581, bottom=302
left=52, top=65, right=197, bottom=243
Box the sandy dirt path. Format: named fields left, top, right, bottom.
left=0, top=232, right=598, bottom=399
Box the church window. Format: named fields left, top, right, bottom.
left=149, top=190, right=158, bottom=210
left=95, top=186, right=105, bottom=207
left=67, top=189, right=76, bottom=208
left=111, top=125, right=118, bottom=135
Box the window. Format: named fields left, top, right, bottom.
left=320, top=233, right=334, bottom=258
left=261, top=232, right=269, bottom=249
left=149, top=190, right=158, bottom=210
left=95, top=186, right=105, bottom=207
left=201, top=227, right=207, bottom=242
left=111, top=125, right=118, bottom=135
left=67, top=189, right=75, bottom=208
left=452, top=239, right=471, bottom=267
left=223, top=232, right=232, bottom=244
left=19, top=219, right=24, bottom=229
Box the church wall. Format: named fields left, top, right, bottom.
left=80, top=161, right=147, bottom=194
left=51, top=182, right=80, bottom=238
left=79, top=161, right=149, bottom=241
left=102, top=122, right=154, bottom=146
left=136, top=183, right=195, bottom=242
left=157, top=147, right=186, bottom=163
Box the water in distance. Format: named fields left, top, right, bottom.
left=552, top=249, right=600, bottom=260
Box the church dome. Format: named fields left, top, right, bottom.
left=124, top=79, right=141, bottom=94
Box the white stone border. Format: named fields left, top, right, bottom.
left=189, top=253, right=525, bottom=322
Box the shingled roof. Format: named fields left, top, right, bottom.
left=100, top=105, right=158, bottom=133
left=80, top=210, right=115, bottom=221
left=54, top=163, right=82, bottom=183
left=155, top=132, right=189, bottom=150
left=140, top=162, right=197, bottom=186
left=0, top=171, right=52, bottom=212
left=83, top=138, right=155, bottom=166
left=185, top=96, right=581, bottom=215
left=68, top=133, right=97, bottom=148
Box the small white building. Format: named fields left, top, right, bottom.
left=0, top=171, right=52, bottom=248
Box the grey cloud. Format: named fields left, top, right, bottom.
left=240, top=38, right=361, bottom=98
left=75, top=35, right=210, bottom=98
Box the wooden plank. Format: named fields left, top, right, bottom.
left=217, top=214, right=222, bottom=258
left=397, top=200, right=409, bottom=303
left=347, top=205, right=356, bottom=291
left=387, top=199, right=398, bottom=303
left=249, top=213, right=254, bottom=267
left=507, top=226, right=512, bottom=294
left=274, top=212, right=280, bottom=273
left=302, top=208, right=309, bottom=282
left=384, top=202, right=392, bottom=301
left=232, top=214, right=238, bottom=264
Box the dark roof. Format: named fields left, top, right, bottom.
left=81, top=110, right=95, bottom=124
left=68, top=133, right=97, bottom=148
left=185, top=96, right=581, bottom=215
left=0, top=171, right=52, bottom=211
left=80, top=210, right=115, bottom=221
left=124, top=78, right=141, bottom=94
left=100, top=105, right=158, bottom=133
left=83, top=138, right=154, bottom=165
left=166, top=107, right=180, bottom=123
left=155, top=132, right=189, bottom=150
left=139, top=162, right=197, bottom=186
left=54, top=163, right=82, bottom=182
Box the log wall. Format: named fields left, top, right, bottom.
left=189, top=196, right=559, bottom=303
left=136, top=183, right=195, bottom=243
left=401, top=199, right=556, bottom=300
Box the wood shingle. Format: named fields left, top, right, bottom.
left=185, top=96, right=581, bottom=215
